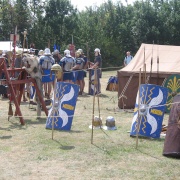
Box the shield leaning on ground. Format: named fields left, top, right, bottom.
left=164, top=74, right=180, bottom=113
left=46, top=82, right=79, bottom=131
left=130, top=84, right=168, bottom=139
left=89, top=69, right=101, bottom=95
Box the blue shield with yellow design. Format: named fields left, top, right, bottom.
left=46, top=82, right=79, bottom=130
left=164, top=74, right=180, bottom=113
left=130, top=84, right=168, bottom=138
left=89, top=69, right=101, bottom=95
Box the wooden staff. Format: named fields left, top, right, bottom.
left=149, top=42, right=154, bottom=84
left=86, top=42, right=90, bottom=68
left=157, top=44, right=159, bottom=85
left=21, top=29, right=27, bottom=67
left=97, top=71, right=101, bottom=128
left=136, top=68, right=141, bottom=149
left=12, top=26, right=17, bottom=70
left=52, top=77, right=57, bottom=140
left=91, top=68, right=97, bottom=144
left=48, top=39, right=50, bottom=49
left=144, top=64, right=146, bottom=84
left=22, top=30, right=27, bottom=54
left=143, top=46, right=145, bottom=83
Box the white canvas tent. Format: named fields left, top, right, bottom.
left=118, top=43, right=180, bottom=109
left=0, top=41, right=28, bottom=52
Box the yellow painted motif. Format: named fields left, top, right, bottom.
left=150, top=109, right=163, bottom=116
left=146, top=87, right=155, bottom=104
left=142, top=116, right=147, bottom=133
left=134, top=107, right=138, bottom=113
left=166, top=77, right=180, bottom=111
left=63, top=104, right=74, bottom=110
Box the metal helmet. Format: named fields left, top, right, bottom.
left=78, top=49, right=83, bottom=54
left=75, top=50, right=81, bottom=58
left=51, top=63, right=62, bottom=71
left=51, top=64, right=63, bottom=79
left=94, top=48, right=100, bottom=53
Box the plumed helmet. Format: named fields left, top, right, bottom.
left=44, top=48, right=51, bottom=56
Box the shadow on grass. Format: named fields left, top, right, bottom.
left=92, top=143, right=111, bottom=155
left=0, top=135, right=12, bottom=139
left=77, top=92, right=109, bottom=99
left=45, top=128, right=84, bottom=134
left=25, top=118, right=47, bottom=125
left=136, top=148, right=162, bottom=160
left=1, top=117, right=47, bottom=130
left=0, top=119, right=26, bottom=130
left=59, top=145, right=75, bottom=150
left=130, top=135, right=165, bottom=142
left=53, top=139, right=75, bottom=150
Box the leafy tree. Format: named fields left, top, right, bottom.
left=14, top=0, right=31, bottom=46
left=43, top=0, right=78, bottom=51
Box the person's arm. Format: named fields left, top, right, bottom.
left=91, top=62, right=99, bottom=69
left=72, top=64, right=80, bottom=70
left=83, top=57, right=88, bottom=69
left=72, top=58, right=81, bottom=70
left=91, top=56, right=101, bottom=69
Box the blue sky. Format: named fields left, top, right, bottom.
left=70, top=0, right=135, bottom=11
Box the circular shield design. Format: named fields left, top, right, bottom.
left=130, top=84, right=168, bottom=139
left=164, top=74, right=180, bottom=113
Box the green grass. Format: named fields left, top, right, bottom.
left=0, top=70, right=180, bottom=179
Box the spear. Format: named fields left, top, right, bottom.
left=149, top=41, right=154, bottom=84
left=52, top=76, right=57, bottom=140
left=157, top=43, right=159, bottom=85
left=12, top=26, right=17, bottom=69
left=143, top=46, right=145, bottom=83
left=91, top=68, right=97, bottom=144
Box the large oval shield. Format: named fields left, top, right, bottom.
left=130, top=84, right=168, bottom=138
left=46, top=82, right=79, bottom=131
left=164, top=74, right=180, bottom=113
left=89, top=69, right=101, bottom=95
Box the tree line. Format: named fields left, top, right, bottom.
left=0, top=0, right=180, bottom=67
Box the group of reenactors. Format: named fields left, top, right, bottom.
left=0, top=46, right=102, bottom=100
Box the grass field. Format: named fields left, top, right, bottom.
left=0, top=70, right=179, bottom=180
